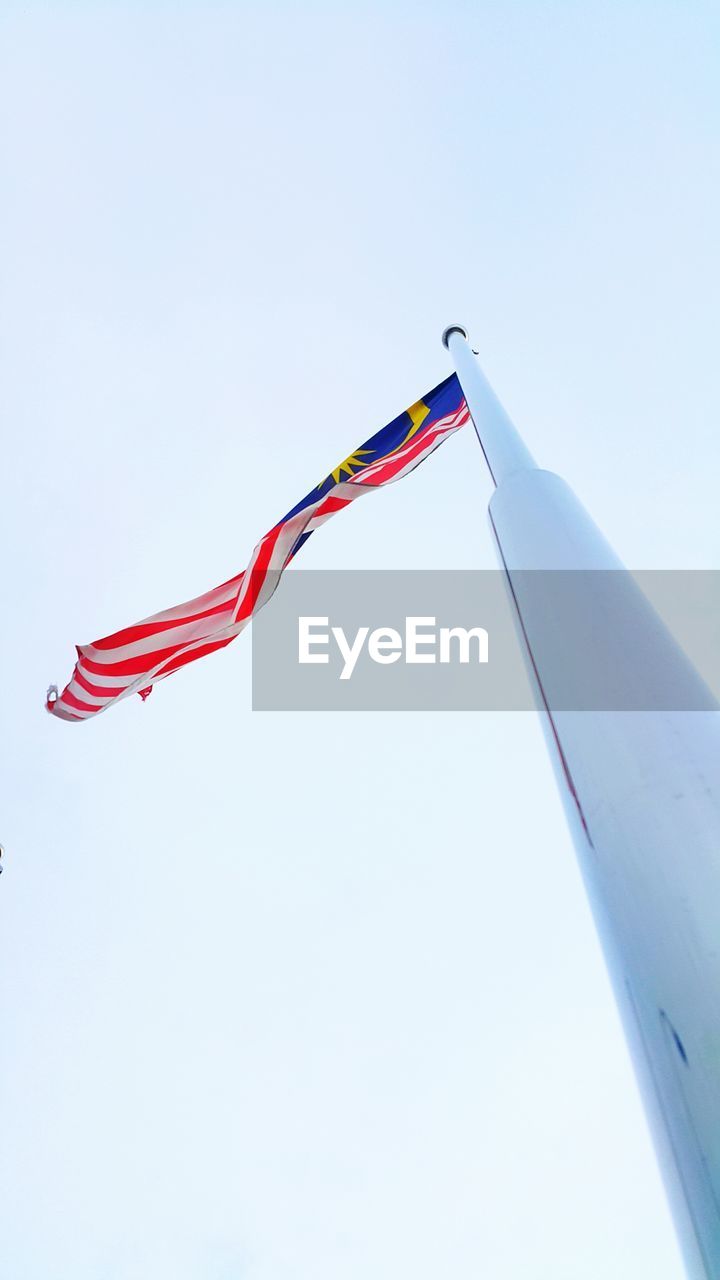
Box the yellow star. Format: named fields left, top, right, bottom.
left=321, top=448, right=374, bottom=487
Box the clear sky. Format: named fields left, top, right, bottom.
left=1, top=3, right=719, bottom=1277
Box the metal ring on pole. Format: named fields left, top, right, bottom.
left=441, top=324, right=468, bottom=349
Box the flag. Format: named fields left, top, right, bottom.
left=47, top=374, right=469, bottom=721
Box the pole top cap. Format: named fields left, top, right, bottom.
left=441, top=324, right=468, bottom=349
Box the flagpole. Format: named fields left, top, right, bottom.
left=442, top=324, right=536, bottom=484
left=443, top=325, right=720, bottom=1280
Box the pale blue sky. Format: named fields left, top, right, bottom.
left=1, top=3, right=719, bottom=1277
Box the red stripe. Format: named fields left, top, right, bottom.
left=80, top=644, right=185, bottom=677
left=350, top=417, right=463, bottom=488
left=60, top=687, right=104, bottom=715
left=356, top=431, right=446, bottom=485
left=349, top=402, right=468, bottom=486
left=92, top=597, right=237, bottom=650
left=73, top=667, right=128, bottom=700
left=235, top=527, right=284, bottom=620
left=151, top=634, right=236, bottom=679
left=373, top=409, right=467, bottom=479
left=312, top=495, right=352, bottom=517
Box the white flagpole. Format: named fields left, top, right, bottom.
left=442, top=324, right=536, bottom=482
left=444, top=324, right=720, bottom=1280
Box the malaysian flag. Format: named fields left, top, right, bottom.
left=47, top=374, right=469, bottom=721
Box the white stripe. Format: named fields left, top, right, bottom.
left=231, top=502, right=325, bottom=622
left=56, top=699, right=96, bottom=720
left=66, top=680, right=113, bottom=707
left=352, top=422, right=462, bottom=484
left=124, top=574, right=244, bottom=628
left=349, top=409, right=467, bottom=484
left=75, top=663, right=137, bottom=689
left=81, top=602, right=237, bottom=665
